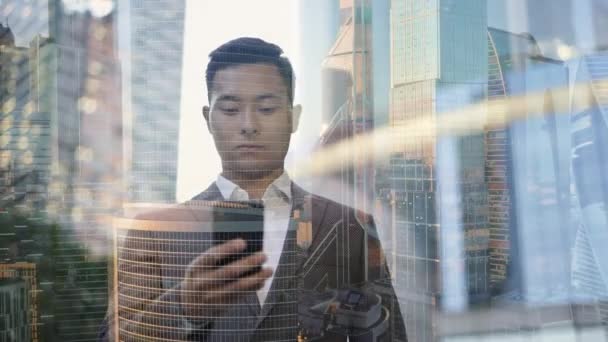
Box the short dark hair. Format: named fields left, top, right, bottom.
left=205, top=37, right=295, bottom=105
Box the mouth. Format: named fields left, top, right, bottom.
left=235, top=144, right=264, bottom=151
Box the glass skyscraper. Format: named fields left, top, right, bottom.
left=387, top=1, right=488, bottom=340
left=0, top=262, right=38, bottom=342
left=0, top=1, right=122, bottom=341
left=125, top=0, right=186, bottom=203
left=318, top=0, right=376, bottom=253
left=571, top=49, right=608, bottom=324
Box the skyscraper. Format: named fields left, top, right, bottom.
left=49, top=9, right=122, bottom=340
left=318, top=0, right=375, bottom=244
left=124, top=0, right=186, bottom=203
left=571, top=49, right=608, bottom=323
left=0, top=262, right=38, bottom=342
left=486, top=28, right=571, bottom=301
left=0, top=279, right=31, bottom=341
left=0, top=26, right=51, bottom=210
left=317, top=2, right=407, bottom=339
left=486, top=28, right=541, bottom=291
left=0, top=1, right=123, bottom=341
left=387, top=1, right=488, bottom=340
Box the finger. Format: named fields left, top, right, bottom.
left=186, top=253, right=268, bottom=289
left=221, top=267, right=273, bottom=293
left=210, top=252, right=268, bottom=281
left=190, top=238, right=247, bottom=269
left=188, top=268, right=272, bottom=309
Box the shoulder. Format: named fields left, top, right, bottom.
left=292, top=183, right=377, bottom=237
left=122, top=183, right=222, bottom=222
left=190, top=182, right=223, bottom=201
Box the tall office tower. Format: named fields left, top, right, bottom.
left=318, top=0, right=375, bottom=246
left=485, top=28, right=538, bottom=291
left=317, top=0, right=374, bottom=276
left=0, top=279, right=30, bottom=341
left=0, top=262, right=38, bottom=342
left=0, top=1, right=123, bottom=341
left=387, top=1, right=488, bottom=340
left=486, top=28, right=572, bottom=306
left=318, top=2, right=407, bottom=340
left=49, top=8, right=122, bottom=341
left=0, top=25, right=51, bottom=209
left=571, top=49, right=608, bottom=324
left=125, top=0, right=186, bottom=203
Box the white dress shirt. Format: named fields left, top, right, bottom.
left=215, top=172, right=293, bottom=306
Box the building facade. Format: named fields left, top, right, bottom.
left=0, top=1, right=123, bottom=341
left=387, top=1, right=488, bottom=340
left=0, top=262, right=38, bottom=342
left=125, top=0, right=186, bottom=203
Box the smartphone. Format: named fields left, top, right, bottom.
left=212, top=200, right=264, bottom=275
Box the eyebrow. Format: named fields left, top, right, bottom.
left=255, top=94, right=281, bottom=101
left=215, top=93, right=283, bottom=103
left=216, top=95, right=241, bottom=102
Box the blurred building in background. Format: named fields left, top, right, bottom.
left=385, top=1, right=488, bottom=340
left=317, top=1, right=406, bottom=340
left=0, top=262, right=38, bottom=342
left=486, top=28, right=570, bottom=299
left=0, top=279, right=31, bottom=341
left=504, top=42, right=571, bottom=306
left=124, top=0, right=186, bottom=203
left=317, top=0, right=376, bottom=279
left=318, top=0, right=375, bottom=216
left=570, top=49, right=608, bottom=324
left=0, top=24, right=51, bottom=212
left=0, top=0, right=122, bottom=341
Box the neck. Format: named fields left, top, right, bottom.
left=221, top=168, right=284, bottom=199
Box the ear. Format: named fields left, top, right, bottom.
left=202, top=106, right=212, bottom=133
left=290, top=104, right=302, bottom=133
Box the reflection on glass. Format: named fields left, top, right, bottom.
left=0, top=0, right=607, bottom=341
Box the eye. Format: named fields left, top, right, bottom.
left=259, top=107, right=278, bottom=114
left=219, top=107, right=239, bottom=115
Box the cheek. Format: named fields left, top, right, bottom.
left=210, top=120, right=236, bottom=141
left=211, top=130, right=233, bottom=151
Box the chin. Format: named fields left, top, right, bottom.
left=230, top=161, right=278, bottom=175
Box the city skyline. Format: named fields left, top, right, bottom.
left=0, top=0, right=122, bottom=341
left=0, top=1, right=607, bottom=341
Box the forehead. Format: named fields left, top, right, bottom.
left=211, top=63, right=288, bottom=100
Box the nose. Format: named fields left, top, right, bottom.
left=240, top=106, right=259, bottom=135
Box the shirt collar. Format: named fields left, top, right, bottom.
left=215, top=172, right=292, bottom=202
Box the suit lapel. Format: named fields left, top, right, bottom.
left=254, top=183, right=331, bottom=329
left=255, top=220, right=297, bottom=327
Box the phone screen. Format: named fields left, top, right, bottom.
left=212, top=200, right=264, bottom=274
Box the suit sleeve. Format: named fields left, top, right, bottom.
left=358, top=214, right=408, bottom=342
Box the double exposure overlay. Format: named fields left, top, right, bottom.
left=1, top=0, right=607, bottom=341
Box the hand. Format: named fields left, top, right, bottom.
left=179, top=238, right=272, bottom=320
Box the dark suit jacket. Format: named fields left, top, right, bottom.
left=100, top=182, right=406, bottom=341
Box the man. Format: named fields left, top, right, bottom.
left=101, top=37, right=405, bottom=341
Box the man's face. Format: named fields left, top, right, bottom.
left=204, top=63, right=299, bottom=176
